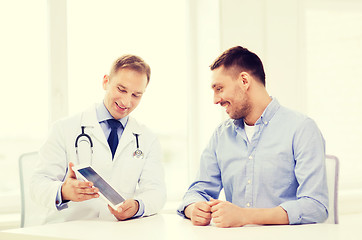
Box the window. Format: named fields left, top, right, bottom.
left=0, top=0, right=48, bottom=213
left=305, top=1, right=362, bottom=190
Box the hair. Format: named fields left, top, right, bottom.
left=210, top=46, right=266, bottom=86
left=109, top=54, right=151, bottom=83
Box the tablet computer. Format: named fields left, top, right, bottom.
left=72, top=165, right=125, bottom=210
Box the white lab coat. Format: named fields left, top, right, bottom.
left=31, top=104, right=166, bottom=224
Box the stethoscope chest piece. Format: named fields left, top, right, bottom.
left=133, top=133, right=144, bottom=160
left=133, top=149, right=144, bottom=160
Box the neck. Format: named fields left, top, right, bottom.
left=244, top=88, right=271, bottom=126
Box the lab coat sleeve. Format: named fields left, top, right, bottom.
left=134, top=136, right=166, bottom=216
left=30, top=120, right=69, bottom=211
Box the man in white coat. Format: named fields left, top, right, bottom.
left=31, top=55, right=166, bottom=223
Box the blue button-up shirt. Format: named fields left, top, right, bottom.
left=177, top=98, right=328, bottom=224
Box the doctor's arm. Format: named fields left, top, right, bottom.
left=133, top=137, right=166, bottom=216
left=31, top=120, right=99, bottom=210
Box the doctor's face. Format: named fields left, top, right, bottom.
left=211, top=66, right=251, bottom=120
left=103, top=68, right=148, bottom=120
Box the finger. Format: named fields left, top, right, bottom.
left=79, top=193, right=99, bottom=201
left=196, top=202, right=211, bottom=213
left=75, top=180, right=94, bottom=188
left=68, top=162, right=77, bottom=179
left=210, top=201, right=224, bottom=212
left=108, top=205, right=118, bottom=214
left=194, top=209, right=212, bottom=219
left=77, top=186, right=99, bottom=194
left=210, top=204, right=220, bottom=213
left=208, top=199, right=222, bottom=207
left=192, top=215, right=211, bottom=226
left=211, top=209, right=220, bottom=218
left=118, top=200, right=134, bottom=213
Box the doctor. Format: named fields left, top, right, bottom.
left=31, top=55, right=166, bottom=223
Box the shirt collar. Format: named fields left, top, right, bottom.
left=257, top=97, right=280, bottom=125
left=96, top=102, right=129, bottom=127
left=233, top=97, right=280, bottom=128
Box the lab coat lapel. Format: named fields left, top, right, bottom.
left=113, top=117, right=142, bottom=160
left=80, top=105, right=108, bottom=148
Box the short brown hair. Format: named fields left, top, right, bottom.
left=210, top=46, right=265, bottom=86
left=110, top=54, right=151, bottom=83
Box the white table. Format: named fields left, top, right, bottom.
left=1, top=213, right=361, bottom=240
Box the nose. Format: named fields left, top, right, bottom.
left=121, top=94, right=132, bottom=107
left=214, top=93, right=222, bottom=105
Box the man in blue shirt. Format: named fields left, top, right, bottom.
left=177, top=46, right=328, bottom=227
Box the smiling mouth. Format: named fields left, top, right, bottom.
left=220, top=101, right=229, bottom=108
left=220, top=102, right=231, bottom=113
left=115, top=102, right=127, bottom=110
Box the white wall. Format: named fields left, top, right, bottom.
left=219, top=0, right=306, bottom=112
left=187, top=0, right=224, bottom=180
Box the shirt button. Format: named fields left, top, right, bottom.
left=249, top=155, right=253, bottom=160
left=264, top=121, right=268, bottom=125
left=246, top=203, right=251, bottom=207
left=247, top=179, right=251, bottom=184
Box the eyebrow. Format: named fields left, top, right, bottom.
left=118, top=84, right=144, bottom=95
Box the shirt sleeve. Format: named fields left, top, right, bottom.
left=132, top=199, right=145, bottom=218
left=279, top=118, right=329, bottom=224
left=177, top=130, right=223, bottom=217
left=55, top=184, right=69, bottom=210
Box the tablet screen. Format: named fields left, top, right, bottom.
left=77, top=167, right=125, bottom=205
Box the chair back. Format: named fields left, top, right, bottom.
left=324, top=154, right=339, bottom=224
left=19, top=152, right=48, bottom=227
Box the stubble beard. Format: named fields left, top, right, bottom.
left=229, top=96, right=251, bottom=120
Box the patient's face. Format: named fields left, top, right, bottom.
left=211, top=67, right=251, bottom=120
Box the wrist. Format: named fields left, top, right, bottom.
left=60, top=182, right=67, bottom=201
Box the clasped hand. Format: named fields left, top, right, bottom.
left=186, top=199, right=247, bottom=228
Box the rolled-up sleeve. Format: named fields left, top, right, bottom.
left=280, top=118, right=328, bottom=224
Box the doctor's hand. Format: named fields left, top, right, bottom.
left=61, top=162, right=99, bottom=202
left=184, top=201, right=212, bottom=226
left=108, top=199, right=139, bottom=221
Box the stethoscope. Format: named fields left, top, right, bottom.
left=75, top=126, right=144, bottom=163
left=75, top=126, right=94, bottom=165
left=133, top=133, right=144, bottom=160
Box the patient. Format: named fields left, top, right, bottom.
left=177, top=46, right=328, bottom=227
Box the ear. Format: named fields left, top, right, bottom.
left=238, top=72, right=250, bottom=90
left=103, top=74, right=110, bottom=90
